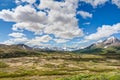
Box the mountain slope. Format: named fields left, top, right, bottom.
left=0, top=44, right=38, bottom=58
left=0, top=44, right=32, bottom=52
left=87, top=36, right=120, bottom=49
left=75, top=36, right=120, bottom=54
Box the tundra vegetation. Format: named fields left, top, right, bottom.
left=0, top=51, right=120, bottom=80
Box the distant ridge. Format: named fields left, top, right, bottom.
left=0, top=44, right=32, bottom=50
left=87, top=36, right=120, bottom=49
left=74, top=36, right=120, bottom=54
left=0, top=36, right=120, bottom=56
left=15, top=44, right=33, bottom=50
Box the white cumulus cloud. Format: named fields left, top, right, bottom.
left=0, top=0, right=83, bottom=40
left=2, top=37, right=28, bottom=45
left=26, top=35, right=52, bottom=46
left=3, top=34, right=52, bottom=46
left=9, top=32, right=25, bottom=38
left=54, top=38, right=69, bottom=43
left=15, top=0, right=36, bottom=4
left=85, top=23, right=120, bottom=40
left=112, top=0, right=120, bottom=8
left=77, top=11, right=92, bottom=19
left=80, top=0, right=109, bottom=8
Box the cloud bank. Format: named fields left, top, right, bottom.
left=0, top=0, right=83, bottom=46
left=0, top=0, right=83, bottom=39
left=85, top=23, right=120, bottom=40
left=0, top=0, right=120, bottom=48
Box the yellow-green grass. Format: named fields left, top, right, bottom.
left=0, top=53, right=120, bottom=80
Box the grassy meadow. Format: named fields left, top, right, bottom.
left=0, top=52, right=120, bottom=80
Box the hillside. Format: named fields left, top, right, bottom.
left=87, top=36, right=120, bottom=49
left=0, top=44, right=38, bottom=58
left=75, top=36, right=120, bottom=54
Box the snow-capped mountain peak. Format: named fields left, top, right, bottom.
left=104, top=36, right=120, bottom=44
left=107, top=36, right=116, bottom=40
left=87, top=36, right=120, bottom=49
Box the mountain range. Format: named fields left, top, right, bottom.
left=0, top=36, right=120, bottom=58
left=75, top=36, right=120, bottom=54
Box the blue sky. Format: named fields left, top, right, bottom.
left=0, top=0, right=120, bottom=48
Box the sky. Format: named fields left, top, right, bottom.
left=0, top=0, right=120, bottom=48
